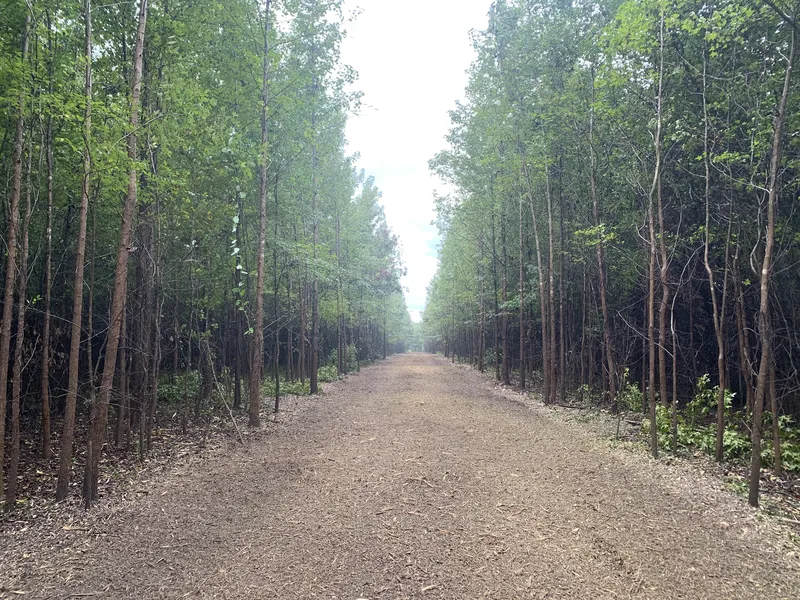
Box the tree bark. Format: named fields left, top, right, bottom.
left=490, top=208, right=501, bottom=381
left=701, top=47, right=729, bottom=462
left=41, top=12, right=56, bottom=460
left=0, top=13, right=29, bottom=501
left=522, top=159, right=548, bottom=401
left=749, top=24, right=794, bottom=507
left=545, top=152, right=557, bottom=406
left=589, top=71, right=616, bottom=409
left=770, top=358, right=782, bottom=476
left=646, top=9, right=665, bottom=459
left=7, top=135, right=33, bottom=508
left=249, top=0, right=271, bottom=426
left=83, top=0, right=148, bottom=506
left=56, top=2, right=91, bottom=500
left=501, top=202, right=510, bottom=385
left=519, top=196, right=526, bottom=390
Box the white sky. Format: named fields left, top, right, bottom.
left=340, top=0, right=491, bottom=322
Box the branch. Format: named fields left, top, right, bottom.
left=763, top=0, right=800, bottom=33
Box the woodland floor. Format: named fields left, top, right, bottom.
left=2, top=353, right=800, bottom=599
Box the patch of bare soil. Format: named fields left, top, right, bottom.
left=2, top=354, right=799, bottom=599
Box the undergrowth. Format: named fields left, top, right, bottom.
left=640, top=374, right=800, bottom=473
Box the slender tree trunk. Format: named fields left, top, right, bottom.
left=522, top=160, right=548, bottom=400
left=478, top=237, right=486, bottom=373
left=249, top=0, right=271, bottom=426
left=491, top=208, right=501, bottom=381
left=7, top=137, right=33, bottom=508
left=273, top=176, right=280, bottom=413
left=56, top=4, right=89, bottom=501
left=749, top=24, right=794, bottom=508
left=501, top=203, right=510, bottom=385
left=733, top=243, right=754, bottom=416
left=87, top=206, right=98, bottom=447
left=701, top=48, right=729, bottom=462
left=84, top=0, right=148, bottom=506
left=310, top=69, right=320, bottom=393
left=589, top=73, right=616, bottom=409
left=116, top=298, right=128, bottom=449
left=310, top=168, right=320, bottom=392
left=545, top=156, right=557, bottom=406
left=336, top=201, right=344, bottom=375
left=769, top=358, right=782, bottom=476
left=670, top=300, right=679, bottom=451
left=580, top=266, right=587, bottom=394
left=646, top=9, right=665, bottom=459
left=656, top=57, right=671, bottom=413
left=519, top=196, right=526, bottom=390
left=287, top=275, right=294, bottom=382
left=233, top=196, right=244, bottom=408
left=299, top=280, right=306, bottom=385
left=41, top=14, right=56, bottom=460
left=0, top=13, right=29, bottom=500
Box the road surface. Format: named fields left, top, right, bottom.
left=2, top=354, right=798, bottom=598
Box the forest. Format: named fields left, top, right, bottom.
left=423, top=0, right=800, bottom=507
left=0, top=0, right=415, bottom=511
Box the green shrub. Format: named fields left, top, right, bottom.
left=317, top=364, right=339, bottom=383
left=637, top=374, right=800, bottom=474
left=618, top=369, right=643, bottom=412
left=261, top=377, right=311, bottom=398
left=158, top=371, right=201, bottom=405
left=347, top=344, right=359, bottom=371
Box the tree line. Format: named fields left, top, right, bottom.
left=424, top=0, right=800, bottom=507
left=0, top=0, right=413, bottom=511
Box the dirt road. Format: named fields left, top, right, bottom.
left=3, top=354, right=798, bottom=598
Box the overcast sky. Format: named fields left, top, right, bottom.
left=339, top=1, right=491, bottom=322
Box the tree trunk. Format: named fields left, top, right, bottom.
left=310, top=174, right=320, bottom=392
left=249, top=0, right=271, bottom=426
left=84, top=0, right=148, bottom=506
left=522, top=159, right=548, bottom=400
left=749, top=24, right=794, bottom=507
left=273, top=175, right=280, bottom=413
left=519, top=196, right=526, bottom=390
left=646, top=9, right=665, bottom=459
left=299, top=280, right=306, bottom=385
left=770, top=358, right=782, bottom=477
left=491, top=208, right=501, bottom=381
left=501, top=203, right=510, bottom=385
left=41, top=13, right=56, bottom=460
left=0, top=13, right=29, bottom=501
left=733, top=243, right=754, bottom=416
left=56, top=3, right=89, bottom=501
left=287, top=275, right=294, bottom=381
left=589, top=72, right=616, bottom=409
left=478, top=237, right=486, bottom=373
left=7, top=136, right=33, bottom=508
left=545, top=153, right=557, bottom=406
left=701, top=47, right=729, bottom=462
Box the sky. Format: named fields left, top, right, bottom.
left=339, top=0, right=491, bottom=323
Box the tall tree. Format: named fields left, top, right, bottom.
left=84, top=0, right=149, bottom=506
left=0, top=12, right=30, bottom=501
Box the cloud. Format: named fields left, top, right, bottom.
left=340, top=0, right=489, bottom=322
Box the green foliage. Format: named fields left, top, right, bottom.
left=637, top=374, right=800, bottom=472
left=617, top=369, right=643, bottom=413
left=158, top=372, right=202, bottom=406
left=684, top=374, right=734, bottom=427
left=261, top=378, right=311, bottom=398
left=317, top=365, right=340, bottom=383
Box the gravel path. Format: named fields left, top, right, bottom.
left=2, top=353, right=799, bottom=599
